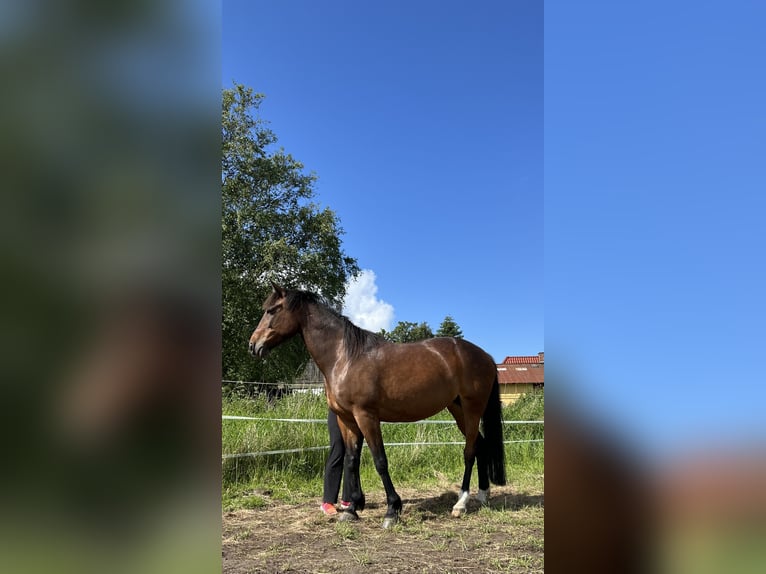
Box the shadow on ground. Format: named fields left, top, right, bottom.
left=401, top=488, right=544, bottom=521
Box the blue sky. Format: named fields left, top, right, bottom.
left=223, top=1, right=543, bottom=363
left=224, top=1, right=766, bottom=458
left=546, top=1, right=766, bottom=458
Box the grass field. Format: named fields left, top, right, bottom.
left=222, top=389, right=544, bottom=510
left=222, top=389, right=544, bottom=573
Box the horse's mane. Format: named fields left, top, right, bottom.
left=282, top=289, right=385, bottom=360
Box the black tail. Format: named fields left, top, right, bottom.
left=481, top=374, right=507, bottom=486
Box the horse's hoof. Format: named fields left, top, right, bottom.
left=382, top=516, right=398, bottom=529
left=451, top=507, right=466, bottom=518
left=338, top=510, right=358, bottom=522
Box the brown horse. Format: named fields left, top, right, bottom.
left=249, top=283, right=506, bottom=528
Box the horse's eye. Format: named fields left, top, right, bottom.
left=267, top=305, right=281, bottom=316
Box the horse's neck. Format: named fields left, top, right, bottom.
left=299, top=304, right=345, bottom=378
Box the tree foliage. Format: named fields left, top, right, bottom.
left=380, top=321, right=434, bottom=343
left=379, top=315, right=465, bottom=343
left=436, top=315, right=463, bottom=338
left=222, top=84, right=358, bottom=383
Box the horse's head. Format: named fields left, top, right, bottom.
left=248, top=282, right=302, bottom=358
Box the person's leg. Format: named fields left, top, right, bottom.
left=322, top=410, right=345, bottom=504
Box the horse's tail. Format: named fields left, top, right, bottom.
left=482, top=373, right=507, bottom=486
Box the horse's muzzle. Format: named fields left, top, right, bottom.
left=249, top=341, right=270, bottom=358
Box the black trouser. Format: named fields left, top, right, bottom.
left=323, top=410, right=350, bottom=504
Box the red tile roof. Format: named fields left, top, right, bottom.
left=502, top=353, right=544, bottom=365
left=497, top=364, right=544, bottom=384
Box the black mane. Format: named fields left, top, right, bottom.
left=283, top=289, right=385, bottom=360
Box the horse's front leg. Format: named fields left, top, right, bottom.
left=355, top=413, right=402, bottom=529
left=337, top=416, right=365, bottom=521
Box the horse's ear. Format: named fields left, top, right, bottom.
left=270, top=281, right=285, bottom=298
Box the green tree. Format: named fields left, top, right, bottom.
left=380, top=321, right=434, bottom=343
left=222, top=84, right=358, bottom=383
left=436, top=315, right=463, bottom=338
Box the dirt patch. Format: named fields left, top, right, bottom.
left=223, top=485, right=544, bottom=573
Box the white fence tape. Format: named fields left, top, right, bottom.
left=223, top=446, right=330, bottom=459
left=223, top=380, right=290, bottom=386
left=222, top=439, right=544, bottom=460
left=223, top=416, right=325, bottom=422
left=223, top=415, right=543, bottom=424
left=222, top=412, right=543, bottom=459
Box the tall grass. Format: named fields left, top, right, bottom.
left=222, top=389, right=544, bottom=510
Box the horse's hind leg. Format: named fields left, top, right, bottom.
left=475, top=434, right=491, bottom=504
left=447, top=401, right=482, bottom=516
left=354, top=413, right=402, bottom=529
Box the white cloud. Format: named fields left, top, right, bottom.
left=343, top=269, right=394, bottom=332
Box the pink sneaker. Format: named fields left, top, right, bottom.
left=320, top=502, right=337, bottom=516
left=339, top=500, right=351, bottom=511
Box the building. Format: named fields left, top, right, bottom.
left=497, top=352, right=544, bottom=405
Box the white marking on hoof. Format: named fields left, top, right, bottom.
left=477, top=488, right=490, bottom=505
left=382, top=516, right=398, bottom=529
left=451, top=490, right=470, bottom=517
left=338, top=511, right=358, bottom=522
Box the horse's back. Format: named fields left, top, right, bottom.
left=386, top=336, right=496, bottom=380
left=352, top=337, right=495, bottom=421
left=425, top=336, right=496, bottom=378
